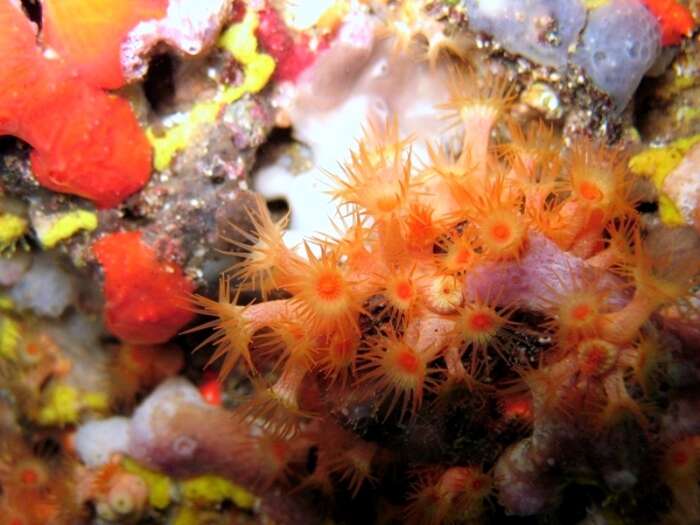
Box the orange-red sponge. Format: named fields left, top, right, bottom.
left=0, top=0, right=152, bottom=208
left=641, top=0, right=695, bottom=46
left=93, top=231, right=195, bottom=344
left=42, top=0, right=168, bottom=89
left=26, top=81, right=153, bottom=208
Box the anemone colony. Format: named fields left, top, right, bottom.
left=0, top=0, right=699, bottom=524
left=191, top=68, right=700, bottom=522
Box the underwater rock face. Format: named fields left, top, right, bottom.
left=1, top=1, right=699, bottom=523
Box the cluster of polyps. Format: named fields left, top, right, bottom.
left=191, top=63, right=697, bottom=501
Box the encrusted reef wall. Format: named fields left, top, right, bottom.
left=1, top=1, right=700, bottom=524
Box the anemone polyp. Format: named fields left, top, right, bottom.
left=425, top=274, right=463, bottom=314
left=406, top=466, right=492, bottom=524
left=479, top=209, right=526, bottom=259
left=289, top=243, right=362, bottom=336
left=568, top=142, right=631, bottom=221
left=188, top=276, right=255, bottom=378
left=357, top=328, right=437, bottom=422
left=382, top=268, right=418, bottom=317
left=224, top=196, right=295, bottom=298
left=576, top=339, right=619, bottom=377
left=556, top=290, right=604, bottom=340
left=13, top=459, right=49, bottom=490
left=317, top=332, right=358, bottom=386
left=455, top=302, right=507, bottom=349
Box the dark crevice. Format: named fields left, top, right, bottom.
left=636, top=200, right=659, bottom=214
left=250, top=126, right=296, bottom=173
left=144, top=54, right=176, bottom=113
left=266, top=197, right=290, bottom=218
left=21, top=0, right=41, bottom=27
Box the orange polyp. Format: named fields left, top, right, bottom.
left=397, top=348, right=420, bottom=374
left=501, top=396, right=533, bottom=421
left=567, top=142, right=632, bottom=227
left=469, top=175, right=528, bottom=260
left=664, top=437, right=700, bottom=480
left=578, top=180, right=603, bottom=202
left=455, top=249, right=471, bottom=265
left=331, top=124, right=413, bottom=222
left=439, top=227, right=479, bottom=274
left=312, top=268, right=347, bottom=305
left=406, top=466, right=491, bottom=524
left=571, top=303, right=592, bottom=321
left=288, top=244, right=363, bottom=337
left=457, top=304, right=504, bottom=346
left=188, top=276, right=255, bottom=378
left=387, top=342, right=423, bottom=384
left=453, top=294, right=516, bottom=375
left=376, top=190, right=402, bottom=214
left=469, top=311, right=493, bottom=331
left=481, top=210, right=526, bottom=259
left=491, top=223, right=511, bottom=242
left=577, top=339, right=618, bottom=377
left=246, top=365, right=309, bottom=438
left=316, top=272, right=343, bottom=300
left=11, top=458, right=48, bottom=490
left=404, top=201, right=445, bottom=253
left=540, top=273, right=611, bottom=345
left=356, top=327, right=437, bottom=422
left=379, top=267, right=419, bottom=319
left=427, top=274, right=463, bottom=314
left=396, top=280, right=414, bottom=301
left=20, top=467, right=39, bottom=486
left=439, top=66, right=516, bottom=131
left=224, top=197, right=300, bottom=298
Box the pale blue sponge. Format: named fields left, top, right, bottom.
left=463, top=0, right=662, bottom=110
left=573, top=0, right=660, bottom=109
left=463, top=0, right=586, bottom=68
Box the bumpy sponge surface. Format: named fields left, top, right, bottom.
left=463, top=0, right=586, bottom=69
left=463, top=0, right=664, bottom=110
left=573, top=0, right=660, bottom=109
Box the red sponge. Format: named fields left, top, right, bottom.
left=93, top=231, right=195, bottom=344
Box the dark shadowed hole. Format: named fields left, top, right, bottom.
left=306, top=445, right=318, bottom=473
left=251, top=126, right=295, bottom=173
left=34, top=437, right=61, bottom=458
left=144, top=54, right=176, bottom=113
left=0, top=136, right=28, bottom=155
left=21, top=0, right=41, bottom=26
left=266, top=197, right=290, bottom=218
left=636, top=200, right=658, bottom=214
